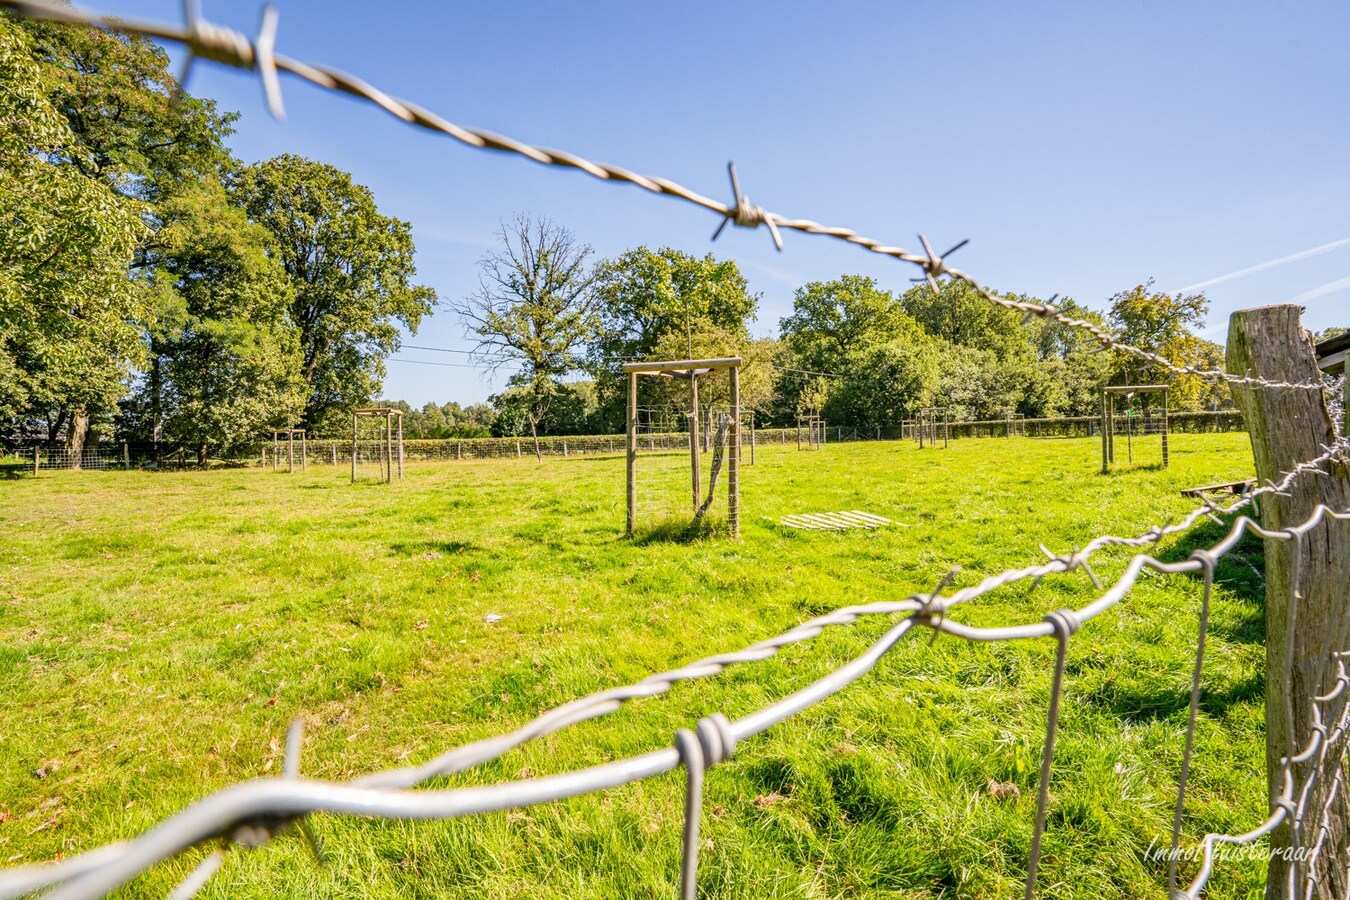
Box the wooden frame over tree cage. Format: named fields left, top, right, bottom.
left=917, top=407, right=949, bottom=449
left=1100, top=384, right=1169, bottom=473
left=797, top=413, right=824, bottom=450
left=352, top=407, right=404, bottom=484
left=271, top=428, right=306, bottom=473
left=622, top=357, right=742, bottom=537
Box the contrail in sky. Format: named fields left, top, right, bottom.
left=1286, top=276, right=1350, bottom=306
left=1177, top=236, right=1350, bottom=292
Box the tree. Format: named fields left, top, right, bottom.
left=822, top=335, right=940, bottom=426
left=589, top=247, right=758, bottom=428
left=0, top=19, right=149, bottom=453
left=1106, top=281, right=1227, bottom=409
left=778, top=275, right=920, bottom=417
left=780, top=276, right=910, bottom=370
left=451, top=214, right=597, bottom=459
left=128, top=183, right=305, bottom=464
left=232, top=154, right=436, bottom=431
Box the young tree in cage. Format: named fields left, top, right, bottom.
left=451, top=214, right=598, bottom=461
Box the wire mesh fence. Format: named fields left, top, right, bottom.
left=0, top=1, right=1345, bottom=897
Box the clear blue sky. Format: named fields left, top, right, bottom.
left=96, top=0, right=1350, bottom=406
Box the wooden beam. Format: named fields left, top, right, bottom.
left=621, top=357, right=742, bottom=374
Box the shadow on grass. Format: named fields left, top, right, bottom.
left=629, top=517, right=730, bottom=545
left=1081, top=515, right=1268, bottom=723
left=391, top=539, right=481, bottom=556
left=1086, top=669, right=1264, bottom=723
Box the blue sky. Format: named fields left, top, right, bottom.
left=94, top=0, right=1350, bottom=406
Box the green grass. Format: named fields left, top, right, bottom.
left=0, top=433, right=1273, bottom=898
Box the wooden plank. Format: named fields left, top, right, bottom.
left=1180, top=479, right=1256, bottom=498
left=622, top=357, right=742, bottom=374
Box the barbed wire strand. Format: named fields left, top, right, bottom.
left=0, top=0, right=1334, bottom=396
left=1, top=3, right=1347, bottom=897
left=0, top=439, right=1342, bottom=899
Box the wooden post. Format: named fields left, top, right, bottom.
left=287, top=430, right=294, bottom=473
left=1161, top=389, right=1170, bottom=468
left=728, top=365, right=741, bottom=538
left=351, top=413, right=357, bottom=483
left=457, top=441, right=463, bottom=461
left=626, top=371, right=638, bottom=535
left=32, top=447, right=39, bottom=476
left=1228, top=306, right=1350, bottom=899
left=301, top=431, right=307, bottom=471
left=397, top=415, right=404, bottom=479
left=1100, top=390, right=1110, bottom=474
left=689, top=375, right=701, bottom=514
left=331, top=443, right=337, bottom=466
left=385, top=413, right=393, bottom=483
left=516, top=440, right=521, bottom=458
left=751, top=415, right=757, bottom=465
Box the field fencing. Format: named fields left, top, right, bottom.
left=0, top=1, right=1346, bottom=898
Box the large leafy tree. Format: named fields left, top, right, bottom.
left=126, top=184, right=306, bottom=463
left=233, top=154, right=436, bottom=431
left=450, top=214, right=598, bottom=458
left=588, top=247, right=758, bottom=428
left=777, top=275, right=919, bottom=417
left=0, top=19, right=148, bottom=447
left=1106, top=281, right=1227, bottom=409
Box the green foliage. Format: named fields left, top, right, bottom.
left=589, top=247, right=759, bottom=429
left=0, top=18, right=149, bottom=427
left=132, top=182, right=306, bottom=458
left=233, top=154, right=437, bottom=431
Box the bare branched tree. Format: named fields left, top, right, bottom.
left=451, top=214, right=597, bottom=460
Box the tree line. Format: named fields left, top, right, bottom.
left=3, top=13, right=1239, bottom=463
left=1, top=16, right=432, bottom=463
left=433, top=216, right=1232, bottom=450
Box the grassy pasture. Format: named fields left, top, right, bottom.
left=0, top=433, right=1272, bottom=898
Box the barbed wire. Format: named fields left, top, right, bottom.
left=3, top=3, right=1349, bottom=897
left=0, top=0, right=1334, bottom=397
left=1, top=438, right=1345, bottom=899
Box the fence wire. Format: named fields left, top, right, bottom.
left=2, top=2, right=1348, bottom=897
left=0, top=440, right=1344, bottom=899
left=0, top=0, right=1337, bottom=398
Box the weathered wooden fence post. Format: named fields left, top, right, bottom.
left=1227, top=305, right=1350, bottom=899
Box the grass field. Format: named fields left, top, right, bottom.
left=0, top=433, right=1273, bottom=898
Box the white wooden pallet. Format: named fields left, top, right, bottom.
left=780, top=510, right=895, bottom=531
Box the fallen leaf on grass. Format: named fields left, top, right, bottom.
left=752, top=792, right=786, bottom=808
left=987, top=779, right=1020, bottom=801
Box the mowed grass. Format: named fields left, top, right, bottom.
left=0, top=433, right=1273, bottom=898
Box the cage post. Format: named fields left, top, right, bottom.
left=397, top=414, right=404, bottom=479
left=287, top=430, right=294, bottom=473
left=750, top=412, right=756, bottom=465
left=351, top=412, right=357, bottom=483
left=300, top=431, right=307, bottom=471
left=689, top=374, right=701, bottom=515
left=331, top=443, right=337, bottom=466
left=1100, top=389, right=1110, bottom=474
left=729, top=364, right=741, bottom=538
left=33, top=447, right=39, bottom=476
left=626, top=370, right=638, bottom=535
left=1161, top=388, right=1170, bottom=468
